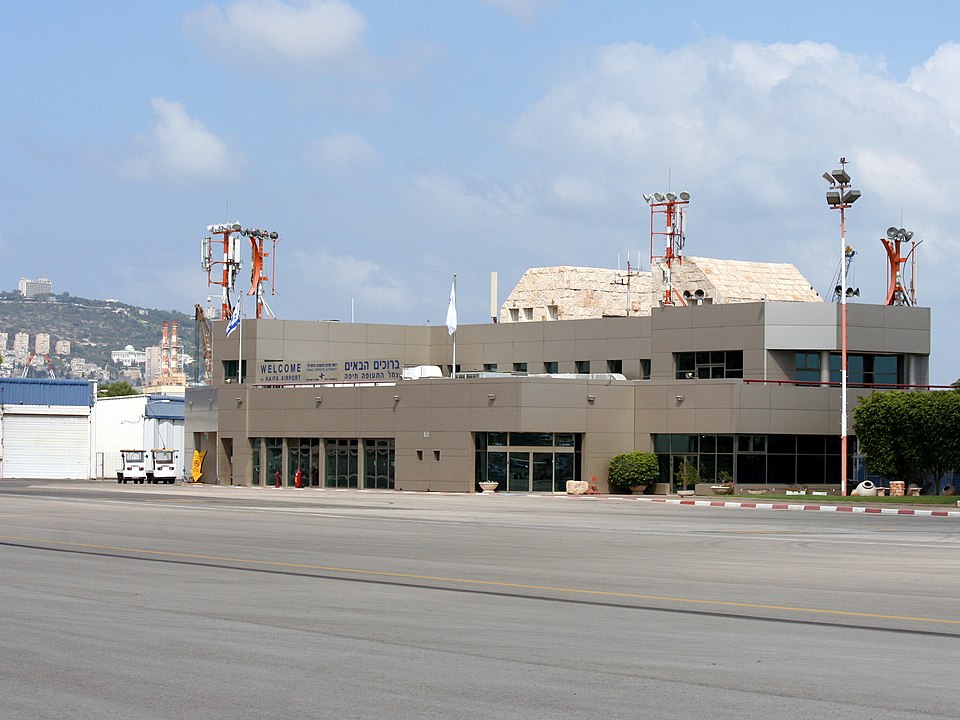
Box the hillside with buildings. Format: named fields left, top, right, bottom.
left=0, top=290, right=196, bottom=384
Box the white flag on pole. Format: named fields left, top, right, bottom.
left=226, top=298, right=242, bottom=337
left=445, top=277, right=457, bottom=335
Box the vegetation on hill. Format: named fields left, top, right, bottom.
left=0, top=292, right=196, bottom=378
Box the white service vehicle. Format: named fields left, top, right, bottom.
left=148, top=448, right=179, bottom=484
left=117, top=449, right=149, bottom=484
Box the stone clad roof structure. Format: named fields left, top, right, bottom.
left=500, top=257, right=822, bottom=322
left=499, top=266, right=653, bottom=321
left=671, top=256, right=822, bottom=305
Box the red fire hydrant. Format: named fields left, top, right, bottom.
left=295, top=468, right=303, bottom=489
left=275, top=470, right=281, bottom=488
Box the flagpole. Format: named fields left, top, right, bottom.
left=452, top=274, right=457, bottom=376
left=445, top=274, right=458, bottom=377
left=237, top=296, right=243, bottom=385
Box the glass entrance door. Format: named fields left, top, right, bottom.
left=508, top=452, right=529, bottom=492
left=508, top=451, right=560, bottom=492
left=532, top=452, right=553, bottom=492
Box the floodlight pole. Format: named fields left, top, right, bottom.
left=839, top=199, right=849, bottom=497
left=824, top=157, right=859, bottom=496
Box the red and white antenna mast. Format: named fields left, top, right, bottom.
left=201, top=222, right=280, bottom=319
left=643, top=190, right=691, bottom=306
left=244, top=227, right=280, bottom=319
left=880, top=226, right=918, bottom=306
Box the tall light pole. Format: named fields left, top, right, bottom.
left=824, top=158, right=861, bottom=496
left=643, top=190, right=691, bottom=306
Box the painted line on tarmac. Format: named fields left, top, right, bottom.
left=2, top=533, right=960, bottom=630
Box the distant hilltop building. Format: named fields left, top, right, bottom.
left=35, top=333, right=51, bottom=355
left=13, top=332, right=30, bottom=359
left=0, top=332, right=7, bottom=352
left=18, top=277, right=53, bottom=298
left=111, top=345, right=145, bottom=367
left=54, top=340, right=71, bottom=356
left=144, top=346, right=161, bottom=384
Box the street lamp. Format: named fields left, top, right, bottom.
left=823, top=157, right=860, bottom=496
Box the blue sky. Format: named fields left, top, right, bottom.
left=2, top=0, right=958, bottom=382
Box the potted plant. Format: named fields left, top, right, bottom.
left=478, top=480, right=499, bottom=493
left=607, top=451, right=659, bottom=494
left=711, top=471, right=734, bottom=495
left=675, top=459, right=699, bottom=497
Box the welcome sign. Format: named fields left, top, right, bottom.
left=256, top=358, right=402, bottom=384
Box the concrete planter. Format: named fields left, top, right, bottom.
left=479, top=481, right=499, bottom=494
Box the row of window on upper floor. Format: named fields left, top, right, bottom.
left=229, top=350, right=903, bottom=386
left=795, top=352, right=901, bottom=386
left=477, top=359, right=651, bottom=378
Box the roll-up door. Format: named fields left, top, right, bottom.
left=3, top=411, right=90, bottom=479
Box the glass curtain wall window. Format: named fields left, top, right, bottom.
left=475, top=432, right=581, bottom=493
left=364, top=439, right=395, bottom=489
left=653, top=433, right=841, bottom=485
left=288, top=438, right=321, bottom=486
left=829, top=354, right=901, bottom=386
left=675, top=351, right=743, bottom=379
left=265, top=437, right=282, bottom=485
left=250, top=437, right=261, bottom=484
left=325, top=438, right=358, bottom=488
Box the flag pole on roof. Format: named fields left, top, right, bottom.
left=445, top=274, right=457, bottom=376
left=226, top=295, right=243, bottom=384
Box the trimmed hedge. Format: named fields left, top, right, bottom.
left=608, top=451, right=659, bottom=488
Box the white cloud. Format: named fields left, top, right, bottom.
left=505, top=37, right=960, bottom=239
left=120, top=98, right=237, bottom=185
left=480, top=0, right=551, bottom=24
left=907, top=42, right=960, bottom=134
left=184, top=0, right=367, bottom=72
left=296, top=246, right=413, bottom=312
left=307, top=132, right=380, bottom=172
left=549, top=174, right=608, bottom=209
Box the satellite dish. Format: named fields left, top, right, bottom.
left=679, top=191, right=690, bottom=201
left=886, top=227, right=898, bottom=239
left=270, top=232, right=279, bottom=239
left=694, top=289, right=705, bottom=298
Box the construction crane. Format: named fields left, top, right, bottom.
left=194, top=304, right=213, bottom=385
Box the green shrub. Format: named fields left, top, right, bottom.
left=608, top=451, right=659, bottom=488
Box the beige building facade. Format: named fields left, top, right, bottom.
left=186, top=298, right=929, bottom=494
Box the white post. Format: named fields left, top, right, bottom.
left=237, top=296, right=243, bottom=386
left=451, top=275, right=457, bottom=376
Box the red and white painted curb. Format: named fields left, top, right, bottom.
left=637, top=496, right=960, bottom=518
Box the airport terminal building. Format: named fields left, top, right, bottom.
left=186, top=258, right=931, bottom=494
